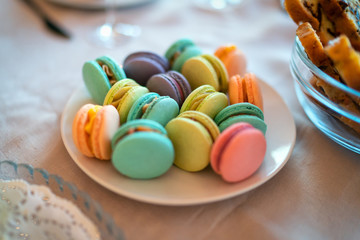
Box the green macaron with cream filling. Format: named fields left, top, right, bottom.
left=82, top=56, right=126, bottom=104
left=214, top=103, right=267, bottom=134
left=127, top=92, right=179, bottom=126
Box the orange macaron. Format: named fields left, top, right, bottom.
left=214, top=44, right=247, bottom=78
left=72, top=104, right=120, bottom=160
left=228, top=73, right=264, bottom=111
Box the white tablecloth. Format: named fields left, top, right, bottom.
left=1, top=0, right=360, bottom=239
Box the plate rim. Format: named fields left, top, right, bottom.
left=60, top=79, right=296, bottom=206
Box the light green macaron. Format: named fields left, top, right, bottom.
left=181, top=54, right=228, bottom=92
left=103, top=79, right=149, bottom=124
left=165, top=111, right=220, bottom=172
left=180, top=85, right=228, bottom=119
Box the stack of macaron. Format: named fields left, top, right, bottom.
left=72, top=38, right=267, bottom=183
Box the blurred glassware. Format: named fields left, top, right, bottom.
left=290, top=37, right=360, bottom=154
left=194, top=0, right=245, bottom=11
left=89, top=0, right=141, bottom=48
left=0, top=160, right=125, bottom=240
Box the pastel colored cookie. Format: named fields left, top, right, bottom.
left=127, top=92, right=179, bottom=126
left=103, top=79, right=149, bottom=124
left=72, top=104, right=119, bottom=160
left=180, top=85, right=228, bottom=119
left=82, top=56, right=126, bottom=104
left=214, top=103, right=267, bottom=134
left=181, top=54, right=228, bottom=92
left=123, top=51, right=169, bottom=86
left=146, top=71, right=191, bottom=107
left=214, top=44, right=247, bottom=78
left=210, top=122, right=266, bottom=183
left=111, top=119, right=174, bottom=179
left=164, top=38, right=202, bottom=72
left=165, top=111, right=219, bottom=172
left=228, top=73, right=264, bottom=111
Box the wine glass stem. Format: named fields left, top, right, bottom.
left=105, top=0, right=117, bottom=26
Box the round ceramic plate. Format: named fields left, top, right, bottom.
left=61, top=79, right=296, bottom=206
left=47, top=0, right=156, bottom=10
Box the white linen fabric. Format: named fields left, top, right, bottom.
left=1, top=0, right=360, bottom=239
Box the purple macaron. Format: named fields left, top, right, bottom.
left=146, top=71, right=192, bottom=107
left=123, top=51, right=170, bottom=86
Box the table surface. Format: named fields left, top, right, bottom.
left=1, top=0, right=360, bottom=239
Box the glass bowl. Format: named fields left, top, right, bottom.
left=290, top=37, right=360, bottom=154
left=0, top=160, right=125, bottom=240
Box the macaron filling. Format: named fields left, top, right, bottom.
left=163, top=75, right=184, bottom=102
left=142, top=96, right=158, bottom=114
left=96, top=60, right=117, bottom=86
left=189, top=90, right=214, bottom=110
left=84, top=105, right=102, bottom=150
left=113, top=126, right=164, bottom=146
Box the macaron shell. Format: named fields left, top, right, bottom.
left=112, top=132, right=174, bottom=179
left=173, top=45, right=202, bottom=72
left=214, top=103, right=264, bottom=126
left=228, top=75, right=243, bottom=105
left=177, top=111, right=220, bottom=142
left=143, top=97, right=179, bottom=126
left=117, top=86, right=149, bottom=124
left=82, top=60, right=111, bottom=104
left=96, top=56, right=126, bottom=82
left=127, top=92, right=160, bottom=122
left=111, top=119, right=167, bottom=149
left=72, top=104, right=95, bottom=158
left=244, top=73, right=264, bottom=111
left=201, top=54, right=228, bottom=92
left=212, top=123, right=266, bottom=182
left=123, top=52, right=169, bottom=86
left=196, top=92, right=228, bottom=119
left=218, top=115, right=267, bottom=134
left=165, top=38, right=195, bottom=60
left=229, top=74, right=263, bottom=111
left=168, top=71, right=192, bottom=100
left=165, top=118, right=213, bottom=172
left=181, top=56, right=220, bottom=91
left=146, top=74, right=182, bottom=105
left=91, top=105, right=119, bottom=160
left=223, top=50, right=247, bottom=77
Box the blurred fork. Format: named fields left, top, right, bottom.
left=21, top=0, right=71, bottom=39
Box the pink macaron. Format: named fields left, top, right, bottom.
left=210, top=122, right=266, bottom=183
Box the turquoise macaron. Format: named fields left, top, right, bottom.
left=214, top=103, right=267, bottom=134
left=82, top=56, right=126, bottom=104
left=165, top=38, right=202, bottom=72
left=111, top=119, right=174, bottom=179
left=127, top=92, right=179, bottom=126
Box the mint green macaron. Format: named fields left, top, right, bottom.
left=111, top=119, right=174, bottom=179
left=214, top=103, right=267, bottom=134
left=127, top=92, right=179, bottom=126
left=82, top=56, right=126, bottom=104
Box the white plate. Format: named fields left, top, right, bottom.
left=47, top=0, right=156, bottom=10
left=61, top=79, right=296, bottom=206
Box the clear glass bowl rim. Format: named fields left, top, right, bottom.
left=294, top=36, right=360, bottom=98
